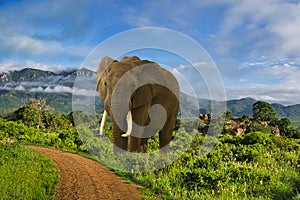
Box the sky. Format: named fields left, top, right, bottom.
left=0, top=0, right=300, bottom=105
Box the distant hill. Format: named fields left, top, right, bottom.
left=226, top=98, right=257, bottom=117
left=0, top=90, right=72, bottom=113
left=0, top=68, right=300, bottom=124
left=271, top=103, right=300, bottom=122
left=225, top=97, right=300, bottom=122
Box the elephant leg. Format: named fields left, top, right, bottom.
left=112, top=120, right=128, bottom=154
left=159, top=108, right=178, bottom=151
left=128, top=102, right=151, bottom=152
left=140, top=138, right=148, bottom=153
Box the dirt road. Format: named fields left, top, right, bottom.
left=29, top=146, right=142, bottom=200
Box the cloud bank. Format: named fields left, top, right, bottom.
left=0, top=60, right=69, bottom=73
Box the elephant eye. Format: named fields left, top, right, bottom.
left=104, top=82, right=107, bottom=86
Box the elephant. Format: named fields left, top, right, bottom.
left=96, top=56, right=179, bottom=153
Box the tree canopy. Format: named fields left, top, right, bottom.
left=252, top=101, right=277, bottom=122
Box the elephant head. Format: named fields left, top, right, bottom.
left=96, top=56, right=179, bottom=153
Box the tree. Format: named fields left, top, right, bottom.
left=252, top=101, right=277, bottom=122
left=13, top=106, right=39, bottom=128
left=27, top=97, right=53, bottom=129
left=277, top=118, right=291, bottom=135
left=225, top=111, right=232, bottom=121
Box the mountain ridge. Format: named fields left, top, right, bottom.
left=0, top=68, right=299, bottom=124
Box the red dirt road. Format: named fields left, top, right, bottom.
left=29, top=146, right=142, bottom=200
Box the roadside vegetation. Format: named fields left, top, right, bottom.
left=0, top=144, right=59, bottom=199
left=0, top=98, right=300, bottom=199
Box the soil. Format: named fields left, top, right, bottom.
left=29, top=146, right=142, bottom=200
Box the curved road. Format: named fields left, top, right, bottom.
left=29, top=147, right=141, bottom=200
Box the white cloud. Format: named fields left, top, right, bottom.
left=262, top=64, right=297, bottom=79
left=123, top=0, right=232, bottom=30
left=227, top=83, right=300, bottom=105
left=221, top=0, right=300, bottom=58
left=14, top=85, right=25, bottom=91
left=226, top=63, right=300, bottom=104
left=26, top=85, right=93, bottom=95
left=30, top=87, right=44, bottom=93
left=0, top=59, right=69, bottom=73
left=241, top=58, right=300, bottom=83
left=0, top=33, right=65, bottom=58
left=31, top=85, right=95, bottom=96
left=0, top=0, right=92, bottom=63
left=226, top=60, right=300, bottom=105
left=44, top=86, right=73, bottom=93
left=0, top=86, right=10, bottom=90
left=122, top=0, right=300, bottom=60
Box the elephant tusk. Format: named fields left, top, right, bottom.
left=100, top=110, right=107, bottom=135
left=122, top=110, right=132, bottom=137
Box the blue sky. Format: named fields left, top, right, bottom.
left=1, top=0, right=300, bottom=105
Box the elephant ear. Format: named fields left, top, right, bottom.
left=96, top=56, right=115, bottom=101
left=97, top=56, right=115, bottom=80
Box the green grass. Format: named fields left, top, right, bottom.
left=130, top=133, right=300, bottom=199
left=0, top=143, right=60, bottom=200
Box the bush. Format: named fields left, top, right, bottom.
left=241, top=131, right=272, bottom=146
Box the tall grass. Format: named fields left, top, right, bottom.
left=0, top=143, right=60, bottom=200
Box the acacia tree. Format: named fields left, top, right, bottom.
left=252, top=101, right=277, bottom=122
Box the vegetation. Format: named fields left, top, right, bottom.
left=1, top=98, right=300, bottom=199
left=0, top=91, right=73, bottom=113
left=132, top=132, right=300, bottom=199
left=219, top=101, right=300, bottom=139
left=0, top=143, right=59, bottom=199
left=253, top=101, right=278, bottom=122
left=0, top=99, right=84, bottom=199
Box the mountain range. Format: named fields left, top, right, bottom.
left=1, top=68, right=300, bottom=125
left=0, top=67, right=97, bottom=113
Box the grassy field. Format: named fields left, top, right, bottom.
left=0, top=143, right=60, bottom=200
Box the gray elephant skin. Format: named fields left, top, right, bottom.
left=96, top=56, right=179, bottom=153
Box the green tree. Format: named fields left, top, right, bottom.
left=252, top=101, right=277, bottom=122
left=225, top=111, right=232, bottom=121
left=13, top=106, right=39, bottom=128
left=277, top=118, right=291, bottom=136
